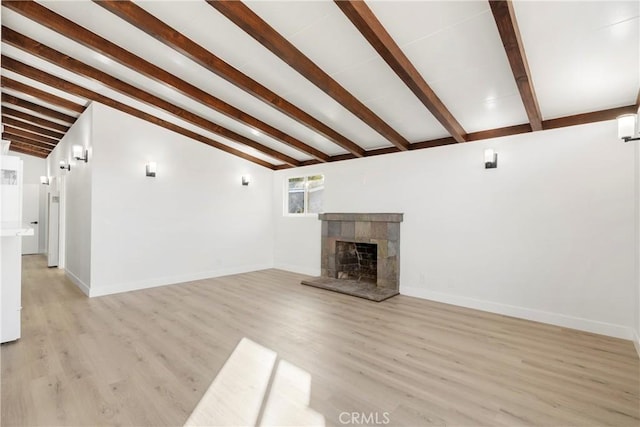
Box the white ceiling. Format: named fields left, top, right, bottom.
left=1, top=0, right=638, bottom=165
left=515, top=0, right=639, bottom=119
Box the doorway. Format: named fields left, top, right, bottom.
left=21, top=184, right=40, bottom=255
left=47, top=191, right=60, bottom=268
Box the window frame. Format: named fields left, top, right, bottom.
left=284, top=174, right=325, bottom=217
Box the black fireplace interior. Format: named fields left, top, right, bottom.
left=335, top=241, right=377, bottom=283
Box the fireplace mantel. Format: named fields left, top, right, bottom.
left=301, top=212, right=403, bottom=302
left=318, top=213, right=403, bottom=223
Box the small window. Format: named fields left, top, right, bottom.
left=286, top=175, right=324, bottom=215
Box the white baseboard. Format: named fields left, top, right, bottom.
left=273, top=262, right=319, bottom=277
left=633, top=330, right=640, bottom=359
left=401, top=286, right=634, bottom=341
left=89, top=263, right=273, bottom=297
left=65, top=270, right=90, bottom=296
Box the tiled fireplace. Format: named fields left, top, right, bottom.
left=301, top=213, right=403, bottom=302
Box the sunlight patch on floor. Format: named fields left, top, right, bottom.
left=184, top=337, right=324, bottom=427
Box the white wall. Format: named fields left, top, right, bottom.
left=35, top=101, right=638, bottom=344
left=46, top=104, right=94, bottom=293
left=8, top=151, right=46, bottom=185
left=273, top=120, right=636, bottom=339
left=7, top=151, right=47, bottom=253
left=635, top=140, right=640, bottom=355
left=88, top=103, right=273, bottom=296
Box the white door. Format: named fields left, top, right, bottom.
left=47, top=192, right=60, bottom=267
left=22, top=184, right=39, bottom=254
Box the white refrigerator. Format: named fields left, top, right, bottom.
left=1, top=154, right=33, bottom=343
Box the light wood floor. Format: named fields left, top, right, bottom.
left=2, top=255, right=639, bottom=426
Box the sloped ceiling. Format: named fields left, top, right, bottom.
left=1, top=0, right=638, bottom=169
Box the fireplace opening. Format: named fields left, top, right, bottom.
left=335, top=241, right=377, bottom=283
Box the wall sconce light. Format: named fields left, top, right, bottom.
left=72, top=145, right=88, bottom=162
left=146, top=162, right=157, bottom=177
left=59, top=160, right=70, bottom=171
left=242, top=175, right=250, bottom=186
left=40, top=176, right=50, bottom=185
left=484, top=148, right=498, bottom=169
left=617, top=113, right=640, bottom=142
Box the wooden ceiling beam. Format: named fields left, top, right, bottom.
left=2, top=107, right=71, bottom=133
left=3, top=133, right=55, bottom=151
left=1, top=116, right=65, bottom=139
left=3, top=1, right=329, bottom=163
left=411, top=105, right=637, bottom=148
left=3, top=125, right=58, bottom=146
left=1, top=76, right=85, bottom=113
left=275, top=103, right=639, bottom=170
left=466, top=123, right=532, bottom=141
left=335, top=1, right=467, bottom=143
left=207, top=0, right=410, bottom=151
left=1, top=92, right=77, bottom=124
left=409, top=137, right=458, bottom=150
left=6, top=143, right=48, bottom=158
left=91, top=1, right=358, bottom=160
left=1, top=29, right=300, bottom=167
left=1, top=56, right=277, bottom=169
left=542, top=105, right=637, bottom=130
left=93, top=0, right=365, bottom=158
left=489, top=0, right=543, bottom=131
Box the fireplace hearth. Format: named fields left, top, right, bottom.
left=301, top=213, right=403, bottom=302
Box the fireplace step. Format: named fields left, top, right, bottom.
left=300, top=277, right=399, bottom=302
